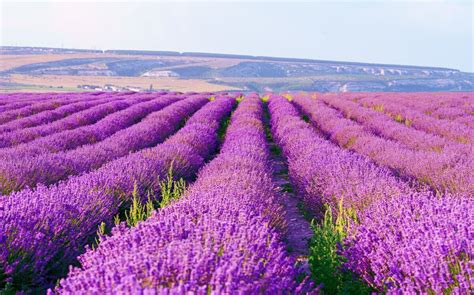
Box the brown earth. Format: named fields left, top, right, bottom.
left=0, top=53, right=248, bottom=72
left=0, top=53, right=248, bottom=92
left=2, top=74, right=241, bottom=92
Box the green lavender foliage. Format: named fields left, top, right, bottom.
left=159, top=166, right=186, bottom=208
left=110, top=167, right=187, bottom=231
left=309, top=199, right=371, bottom=294
left=124, top=183, right=155, bottom=227
left=114, top=214, right=121, bottom=227
left=92, top=222, right=106, bottom=248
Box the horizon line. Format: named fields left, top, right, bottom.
left=2, top=45, right=469, bottom=73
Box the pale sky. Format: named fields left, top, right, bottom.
left=1, top=0, right=473, bottom=72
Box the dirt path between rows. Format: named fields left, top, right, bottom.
left=263, top=102, right=313, bottom=275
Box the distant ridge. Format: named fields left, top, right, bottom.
left=1, top=46, right=462, bottom=72
left=1, top=45, right=472, bottom=92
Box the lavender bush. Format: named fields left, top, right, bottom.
left=0, top=95, right=148, bottom=148
left=0, top=96, right=207, bottom=193
left=51, top=94, right=311, bottom=294
left=268, top=94, right=410, bottom=215
left=344, top=191, right=473, bottom=293
left=0, top=93, right=123, bottom=133
left=293, top=95, right=474, bottom=196
left=0, top=95, right=234, bottom=291
left=352, top=93, right=474, bottom=143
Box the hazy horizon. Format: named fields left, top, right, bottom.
left=1, top=1, right=473, bottom=72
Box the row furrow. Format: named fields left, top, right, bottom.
left=52, top=95, right=310, bottom=293
left=269, top=95, right=472, bottom=293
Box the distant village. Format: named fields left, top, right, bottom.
left=77, top=71, right=181, bottom=92
left=77, top=84, right=152, bottom=92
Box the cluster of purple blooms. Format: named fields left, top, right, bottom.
left=0, top=95, right=87, bottom=125
left=0, top=91, right=471, bottom=293
left=0, top=95, right=207, bottom=193
left=319, top=94, right=472, bottom=156
left=281, top=94, right=472, bottom=293
left=268, top=94, right=411, bottom=214
left=0, top=95, right=108, bottom=133
left=0, top=94, right=150, bottom=148
left=351, top=92, right=474, bottom=143
left=292, top=95, right=474, bottom=196
left=0, top=95, right=233, bottom=290
left=52, top=94, right=310, bottom=294
left=343, top=190, right=473, bottom=293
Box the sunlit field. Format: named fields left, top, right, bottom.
left=0, top=91, right=472, bottom=293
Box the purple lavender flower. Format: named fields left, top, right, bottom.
left=343, top=191, right=473, bottom=293
left=292, top=94, right=474, bottom=196
left=0, top=95, right=207, bottom=193
left=268, top=94, right=411, bottom=215
left=52, top=94, right=310, bottom=293
left=0, top=95, right=234, bottom=291
left=0, top=94, right=150, bottom=148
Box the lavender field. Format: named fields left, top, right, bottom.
left=0, top=91, right=472, bottom=294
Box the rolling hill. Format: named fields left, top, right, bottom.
left=1, top=46, right=472, bottom=92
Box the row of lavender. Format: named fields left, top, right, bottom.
left=0, top=92, right=102, bottom=104
left=0, top=91, right=472, bottom=293
left=348, top=92, right=474, bottom=137
left=382, top=92, right=473, bottom=123
left=0, top=94, right=235, bottom=291
left=0, top=95, right=209, bottom=193
left=269, top=95, right=472, bottom=293
left=0, top=93, right=183, bottom=135
left=0, top=92, right=112, bottom=123
left=292, top=95, right=473, bottom=195
left=0, top=94, right=113, bottom=133
left=0, top=93, right=210, bottom=194
left=0, top=94, right=148, bottom=148
left=319, top=94, right=472, bottom=153
left=346, top=92, right=474, bottom=121
left=0, top=93, right=75, bottom=114
left=49, top=94, right=311, bottom=293
left=0, top=94, right=170, bottom=159
left=0, top=92, right=139, bottom=113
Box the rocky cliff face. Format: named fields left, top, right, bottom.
left=207, top=61, right=473, bottom=92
